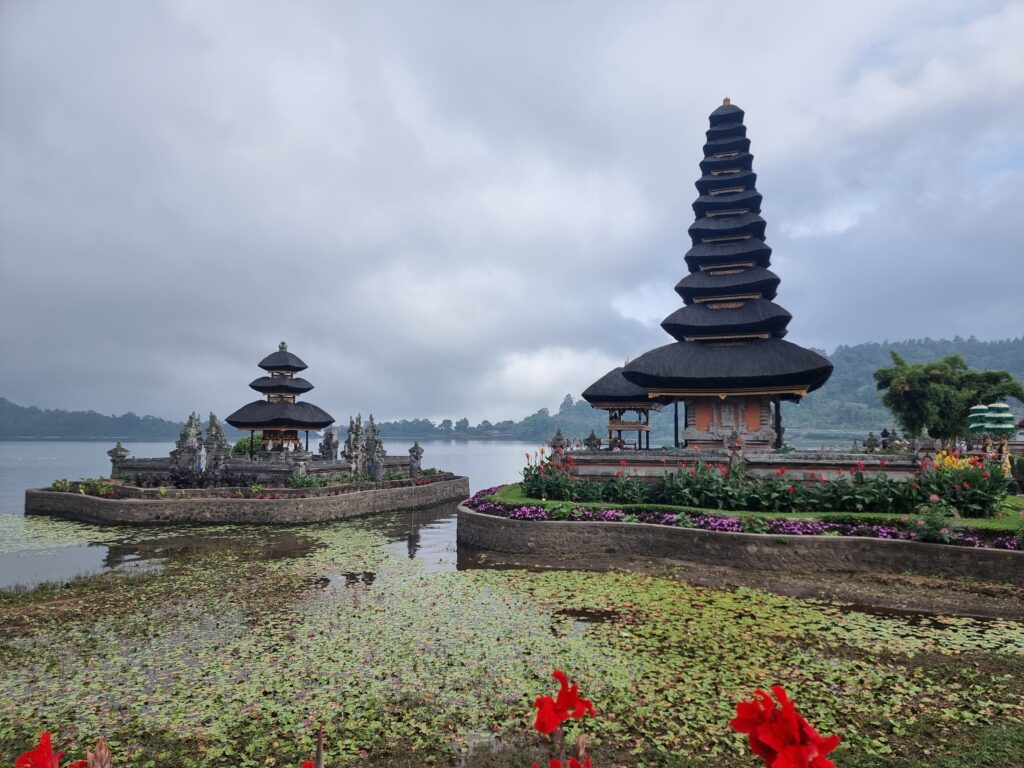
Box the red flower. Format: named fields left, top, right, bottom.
left=533, top=758, right=591, bottom=768
left=690, top=467, right=698, bottom=476
left=619, top=460, right=628, bottom=467
left=302, top=762, right=314, bottom=768
left=786, top=486, right=795, bottom=494
left=615, top=470, right=623, bottom=477
left=15, top=732, right=86, bottom=768
left=982, top=470, right=990, bottom=479
left=730, top=686, right=840, bottom=768
left=776, top=467, right=787, bottom=476
left=963, top=481, right=970, bottom=489
left=533, top=670, right=595, bottom=735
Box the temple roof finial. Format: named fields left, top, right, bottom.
left=279, top=341, right=287, bottom=351
left=723, top=97, right=731, bottom=105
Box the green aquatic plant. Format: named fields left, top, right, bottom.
left=1, top=518, right=1022, bottom=767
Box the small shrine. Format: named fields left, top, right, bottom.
left=581, top=366, right=667, bottom=450
left=226, top=342, right=335, bottom=453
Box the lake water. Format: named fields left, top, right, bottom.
left=0, top=439, right=538, bottom=589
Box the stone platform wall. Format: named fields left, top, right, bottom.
left=566, top=449, right=920, bottom=483
left=457, top=507, right=1024, bottom=585
left=25, top=477, right=469, bottom=526
left=115, top=455, right=413, bottom=486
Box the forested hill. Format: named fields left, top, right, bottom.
left=379, top=336, right=1024, bottom=442
left=3, top=337, right=1021, bottom=441
left=0, top=398, right=185, bottom=440
left=783, top=336, right=1024, bottom=432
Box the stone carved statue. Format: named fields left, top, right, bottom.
left=583, top=430, right=601, bottom=451
left=549, top=427, right=567, bottom=455
left=365, top=415, right=386, bottom=479
left=865, top=432, right=879, bottom=453
left=408, top=441, right=424, bottom=479
left=204, top=413, right=231, bottom=472
left=318, top=426, right=340, bottom=460
left=170, top=412, right=203, bottom=469
left=343, top=415, right=364, bottom=475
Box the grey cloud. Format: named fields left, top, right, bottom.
left=1, top=1, right=1021, bottom=425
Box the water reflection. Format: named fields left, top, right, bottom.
left=101, top=531, right=321, bottom=568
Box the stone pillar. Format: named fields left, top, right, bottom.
left=107, top=441, right=129, bottom=479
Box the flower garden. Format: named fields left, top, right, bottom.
left=495, top=451, right=1024, bottom=551
left=2, top=500, right=1024, bottom=768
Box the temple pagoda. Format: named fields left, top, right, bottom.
left=581, top=366, right=667, bottom=450
left=620, top=99, right=832, bottom=450
left=226, top=342, right=334, bottom=452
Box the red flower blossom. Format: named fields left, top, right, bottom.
left=690, top=467, right=698, bottom=476
left=302, top=762, right=314, bottom=768
left=533, top=759, right=591, bottom=768
left=619, top=459, right=628, bottom=467
left=786, top=485, right=795, bottom=494
left=15, top=732, right=86, bottom=768
left=533, top=670, right=595, bottom=735
left=982, top=470, right=990, bottom=479
left=615, top=470, right=623, bottom=477
left=730, top=686, right=840, bottom=768
left=963, top=481, right=971, bottom=489
left=776, top=467, right=787, bottom=476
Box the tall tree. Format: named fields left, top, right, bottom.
left=874, top=353, right=1024, bottom=445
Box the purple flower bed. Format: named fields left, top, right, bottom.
left=462, top=487, right=1024, bottom=551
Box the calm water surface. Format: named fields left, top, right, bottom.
left=0, top=439, right=537, bottom=588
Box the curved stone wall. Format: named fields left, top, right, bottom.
left=24, top=478, right=469, bottom=525
left=457, top=506, right=1024, bottom=585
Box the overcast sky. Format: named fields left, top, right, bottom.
left=1, top=1, right=1022, bottom=424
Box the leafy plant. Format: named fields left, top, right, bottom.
left=232, top=432, right=263, bottom=456
left=51, top=478, right=71, bottom=492
left=291, top=475, right=333, bottom=489
left=249, top=484, right=264, bottom=496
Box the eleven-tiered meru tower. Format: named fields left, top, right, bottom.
left=621, top=99, right=832, bottom=449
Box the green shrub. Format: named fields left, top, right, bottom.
left=232, top=433, right=262, bottom=456
left=907, top=497, right=957, bottom=543
left=519, top=455, right=1008, bottom=517
left=290, top=475, right=333, bottom=489
left=51, top=478, right=71, bottom=492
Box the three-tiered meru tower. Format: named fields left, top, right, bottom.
left=620, top=99, right=832, bottom=450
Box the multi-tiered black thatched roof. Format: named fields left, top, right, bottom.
left=226, top=342, right=334, bottom=432
left=622, top=100, right=832, bottom=399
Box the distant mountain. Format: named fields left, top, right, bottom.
left=4, top=337, right=1021, bottom=442
left=383, top=336, right=1024, bottom=444
left=782, top=336, right=1024, bottom=432
left=0, top=397, right=186, bottom=440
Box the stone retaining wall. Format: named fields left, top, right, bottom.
left=25, top=478, right=469, bottom=525
left=567, top=449, right=921, bottom=483
left=457, top=506, right=1024, bottom=585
